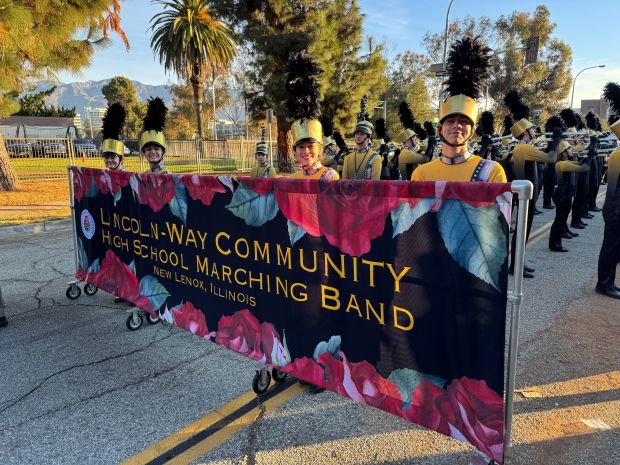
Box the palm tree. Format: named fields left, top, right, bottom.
left=150, top=0, right=237, bottom=139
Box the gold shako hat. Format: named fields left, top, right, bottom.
left=101, top=103, right=126, bottom=157
left=355, top=95, right=374, bottom=135
left=504, top=89, right=533, bottom=137
left=255, top=127, right=268, bottom=155
left=603, top=82, right=620, bottom=138
left=439, top=36, right=491, bottom=127
left=320, top=116, right=336, bottom=147
left=139, top=97, right=167, bottom=151
left=285, top=51, right=323, bottom=146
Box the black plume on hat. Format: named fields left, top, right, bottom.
left=320, top=116, right=334, bottom=138
left=603, top=82, right=620, bottom=120
left=545, top=115, right=566, bottom=133
left=333, top=131, right=349, bottom=152
left=143, top=97, right=167, bottom=132
left=560, top=108, right=577, bottom=129
left=444, top=36, right=491, bottom=100
left=585, top=111, right=599, bottom=131
left=413, top=122, right=427, bottom=140
left=357, top=95, right=370, bottom=122
left=398, top=101, right=415, bottom=130
left=574, top=112, right=585, bottom=130
left=285, top=50, right=322, bottom=121
left=423, top=121, right=435, bottom=137
left=478, top=111, right=495, bottom=136
left=102, top=103, right=126, bottom=140
left=502, top=115, right=514, bottom=136
left=504, top=90, right=530, bottom=121
left=375, top=118, right=389, bottom=142
left=260, top=127, right=266, bottom=143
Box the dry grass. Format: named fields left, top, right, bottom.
left=0, top=180, right=70, bottom=226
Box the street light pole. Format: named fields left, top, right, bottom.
left=442, top=0, right=455, bottom=65
left=570, top=65, right=605, bottom=109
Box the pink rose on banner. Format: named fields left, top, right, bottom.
left=215, top=309, right=263, bottom=361
left=132, top=172, right=176, bottom=212
left=438, top=377, right=504, bottom=463
left=181, top=175, right=226, bottom=206
left=95, top=169, right=131, bottom=196
left=405, top=379, right=451, bottom=436
left=281, top=357, right=326, bottom=387
left=72, top=168, right=92, bottom=203
left=242, top=177, right=274, bottom=196
left=171, top=302, right=215, bottom=340
left=259, top=322, right=289, bottom=367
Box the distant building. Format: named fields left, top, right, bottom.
left=580, top=99, right=609, bottom=118
left=85, top=107, right=107, bottom=132
left=212, top=119, right=245, bottom=139
left=0, top=116, right=80, bottom=138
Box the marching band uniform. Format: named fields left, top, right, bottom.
left=140, top=97, right=169, bottom=175
left=320, top=117, right=339, bottom=169
left=101, top=103, right=127, bottom=172
left=586, top=112, right=604, bottom=212
left=285, top=51, right=339, bottom=181
left=250, top=128, right=276, bottom=178
left=342, top=96, right=381, bottom=180
left=595, top=83, right=620, bottom=299
left=412, top=37, right=505, bottom=183
left=395, top=102, right=428, bottom=180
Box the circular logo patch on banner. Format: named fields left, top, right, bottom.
left=81, top=209, right=95, bottom=239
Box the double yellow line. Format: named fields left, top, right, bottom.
left=121, top=379, right=307, bottom=465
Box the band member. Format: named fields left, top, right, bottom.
left=395, top=102, right=428, bottom=179
left=285, top=51, right=338, bottom=180
left=504, top=89, right=560, bottom=278
left=412, top=37, right=506, bottom=183
left=596, top=82, right=620, bottom=299
left=250, top=128, right=276, bottom=178
left=101, top=103, right=127, bottom=171
left=560, top=109, right=589, bottom=229
left=475, top=110, right=495, bottom=160
left=320, top=117, right=339, bottom=169
left=586, top=111, right=604, bottom=213
left=342, top=95, right=381, bottom=180
left=139, top=97, right=168, bottom=174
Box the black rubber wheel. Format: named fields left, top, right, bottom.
left=66, top=285, right=81, bottom=300
left=252, top=369, right=271, bottom=395
left=84, top=283, right=98, bottom=296
left=272, top=368, right=288, bottom=383
left=146, top=312, right=160, bottom=324
left=126, top=313, right=143, bottom=331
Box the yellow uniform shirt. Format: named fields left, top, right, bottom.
left=411, top=154, right=507, bottom=182
left=290, top=166, right=339, bottom=180
left=342, top=149, right=382, bottom=180
left=250, top=165, right=277, bottom=178
left=398, top=148, right=428, bottom=179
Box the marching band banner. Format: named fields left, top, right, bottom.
left=71, top=167, right=512, bottom=464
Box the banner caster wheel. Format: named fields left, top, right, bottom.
left=84, top=283, right=98, bottom=296
left=66, top=283, right=81, bottom=300
left=146, top=313, right=160, bottom=325
left=126, top=313, right=143, bottom=331
left=252, top=368, right=271, bottom=395
left=272, top=369, right=288, bottom=383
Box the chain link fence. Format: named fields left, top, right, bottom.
left=4, top=137, right=277, bottom=181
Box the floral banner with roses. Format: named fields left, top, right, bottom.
left=71, top=167, right=512, bottom=464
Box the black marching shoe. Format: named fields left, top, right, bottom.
left=565, top=228, right=579, bottom=237
left=524, top=265, right=535, bottom=273
left=0, top=316, right=7, bottom=328
left=508, top=267, right=534, bottom=278
left=583, top=213, right=594, bottom=219
left=595, top=283, right=620, bottom=299
left=570, top=222, right=586, bottom=230
left=543, top=203, right=555, bottom=209
left=114, top=297, right=126, bottom=304
left=561, top=231, right=573, bottom=239
left=588, top=206, right=602, bottom=212
left=533, top=208, right=543, bottom=215
left=549, top=243, right=568, bottom=252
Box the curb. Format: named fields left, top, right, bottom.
left=0, top=219, right=72, bottom=238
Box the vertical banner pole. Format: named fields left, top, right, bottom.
left=67, top=166, right=80, bottom=279
left=503, top=180, right=533, bottom=464
left=195, top=138, right=202, bottom=175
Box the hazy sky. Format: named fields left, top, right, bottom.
left=57, top=0, right=617, bottom=105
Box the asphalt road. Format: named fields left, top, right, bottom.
left=0, top=191, right=618, bottom=465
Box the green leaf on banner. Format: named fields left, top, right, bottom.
left=139, top=275, right=170, bottom=310
left=169, top=176, right=188, bottom=223
left=87, top=258, right=100, bottom=274
left=129, top=261, right=136, bottom=274
left=77, top=237, right=88, bottom=271
left=437, top=200, right=506, bottom=291
left=287, top=220, right=307, bottom=245
left=85, top=175, right=98, bottom=198
left=313, top=335, right=342, bottom=361
left=390, top=198, right=434, bottom=238
left=388, top=368, right=446, bottom=410
left=225, top=182, right=278, bottom=227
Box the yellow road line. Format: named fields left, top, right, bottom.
left=164, top=382, right=308, bottom=465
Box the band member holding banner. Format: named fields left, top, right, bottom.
left=596, top=82, right=620, bottom=299
left=140, top=97, right=169, bottom=175
left=504, top=89, right=560, bottom=278
left=342, top=95, right=381, bottom=180
left=285, top=51, right=339, bottom=181
left=411, top=37, right=505, bottom=183
left=250, top=128, right=276, bottom=178
left=396, top=102, right=428, bottom=180
left=101, top=103, right=127, bottom=172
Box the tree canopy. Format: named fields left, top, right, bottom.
left=101, top=77, right=146, bottom=138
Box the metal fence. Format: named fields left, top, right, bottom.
left=4, top=137, right=278, bottom=182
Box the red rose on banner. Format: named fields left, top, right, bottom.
left=215, top=309, right=263, bottom=361
left=282, top=357, right=326, bottom=387
left=438, top=182, right=511, bottom=210
left=95, top=170, right=131, bottom=196
left=259, top=322, right=290, bottom=366
left=72, top=168, right=91, bottom=203
left=242, top=177, right=273, bottom=196
left=317, top=352, right=345, bottom=393
left=439, top=377, right=504, bottom=463
left=132, top=173, right=176, bottom=212
left=181, top=175, right=226, bottom=206
left=171, top=302, right=215, bottom=340
left=406, top=379, right=451, bottom=436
